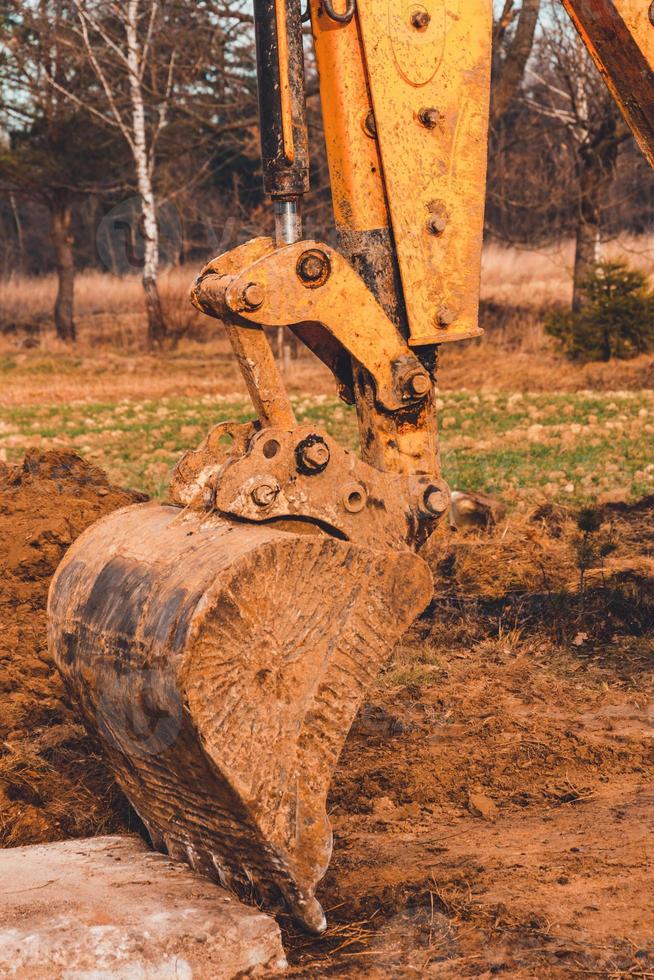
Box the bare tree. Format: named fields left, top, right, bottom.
left=0, top=0, right=117, bottom=342
left=524, top=4, right=630, bottom=309
left=491, top=0, right=541, bottom=125
left=54, top=0, right=180, bottom=345
left=51, top=0, right=259, bottom=346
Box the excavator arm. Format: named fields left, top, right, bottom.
left=48, top=0, right=654, bottom=934
left=562, top=0, right=654, bottom=169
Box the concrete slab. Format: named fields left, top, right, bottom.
left=0, top=835, right=287, bottom=979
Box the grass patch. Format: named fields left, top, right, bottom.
left=1, top=390, right=653, bottom=502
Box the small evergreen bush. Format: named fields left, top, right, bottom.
left=545, top=261, right=654, bottom=361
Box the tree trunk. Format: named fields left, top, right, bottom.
left=572, top=155, right=602, bottom=312
left=126, top=0, right=166, bottom=348
left=50, top=201, right=76, bottom=343
left=139, top=188, right=166, bottom=348
left=9, top=193, right=25, bottom=275
left=143, top=265, right=166, bottom=347
left=491, top=0, right=541, bottom=125
left=572, top=118, right=620, bottom=312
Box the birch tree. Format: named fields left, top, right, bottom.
left=57, top=0, right=178, bottom=345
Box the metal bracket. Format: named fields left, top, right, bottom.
left=169, top=420, right=259, bottom=508
left=191, top=237, right=432, bottom=413
left=170, top=422, right=450, bottom=552
left=322, top=0, right=356, bottom=23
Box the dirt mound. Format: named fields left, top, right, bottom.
left=1, top=456, right=652, bottom=976
left=285, top=504, right=654, bottom=977
left=427, top=496, right=654, bottom=641
left=0, top=451, right=146, bottom=846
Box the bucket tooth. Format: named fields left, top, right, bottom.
left=48, top=502, right=432, bottom=932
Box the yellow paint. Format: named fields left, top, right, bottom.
left=222, top=238, right=427, bottom=413
left=356, top=0, right=492, bottom=346
left=309, top=0, right=389, bottom=230
left=194, top=234, right=440, bottom=474
left=620, top=0, right=654, bottom=53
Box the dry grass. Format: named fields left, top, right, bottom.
left=0, top=264, right=199, bottom=319
left=0, top=238, right=652, bottom=400
left=1, top=236, right=652, bottom=351
left=482, top=235, right=654, bottom=307
left=439, top=342, right=654, bottom=392
left=0, top=266, right=206, bottom=346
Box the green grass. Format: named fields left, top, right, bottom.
left=1, top=390, right=653, bottom=504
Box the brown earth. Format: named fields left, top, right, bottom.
left=2, top=336, right=654, bottom=409
left=0, top=452, right=652, bottom=978
left=0, top=450, right=146, bottom=846
left=284, top=504, right=654, bottom=977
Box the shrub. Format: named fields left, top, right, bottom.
left=545, top=261, right=654, bottom=361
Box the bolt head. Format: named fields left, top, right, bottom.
left=436, top=305, right=457, bottom=327
left=424, top=488, right=449, bottom=516
left=404, top=371, right=431, bottom=398
left=410, top=9, right=430, bottom=29
left=297, top=249, right=330, bottom=287
left=301, top=442, right=330, bottom=471
left=299, top=256, right=324, bottom=280
left=427, top=214, right=447, bottom=236
left=240, top=282, right=264, bottom=311
left=251, top=482, right=279, bottom=507
left=418, top=107, right=440, bottom=129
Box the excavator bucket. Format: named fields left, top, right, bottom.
left=48, top=501, right=432, bottom=932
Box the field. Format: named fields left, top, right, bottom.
left=2, top=384, right=654, bottom=506
left=2, top=236, right=654, bottom=336
left=1, top=243, right=653, bottom=977
left=2, top=239, right=654, bottom=506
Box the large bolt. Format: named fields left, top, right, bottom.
left=251, top=481, right=279, bottom=507
left=418, top=107, right=440, bottom=129
left=410, top=9, right=430, bottom=29
left=426, top=201, right=448, bottom=236
left=297, top=249, right=330, bottom=287
left=403, top=370, right=431, bottom=398
left=427, top=210, right=447, bottom=235
left=301, top=442, right=330, bottom=471
left=427, top=214, right=447, bottom=236
left=436, top=305, right=457, bottom=327
left=424, top=487, right=449, bottom=516
left=239, top=282, right=264, bottom=311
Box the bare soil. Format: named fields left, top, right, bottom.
left=289, top=642, right=653, bottom=977
left=0, top=452, right=652, bottom=978
left=0, top=451, right=146, bottom=846
left=284, top=504, right=654, bottom=977
left=2, top=334, right=654, bottom=410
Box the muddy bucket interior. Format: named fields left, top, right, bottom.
left=48, top=501, right=432, bottom=932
